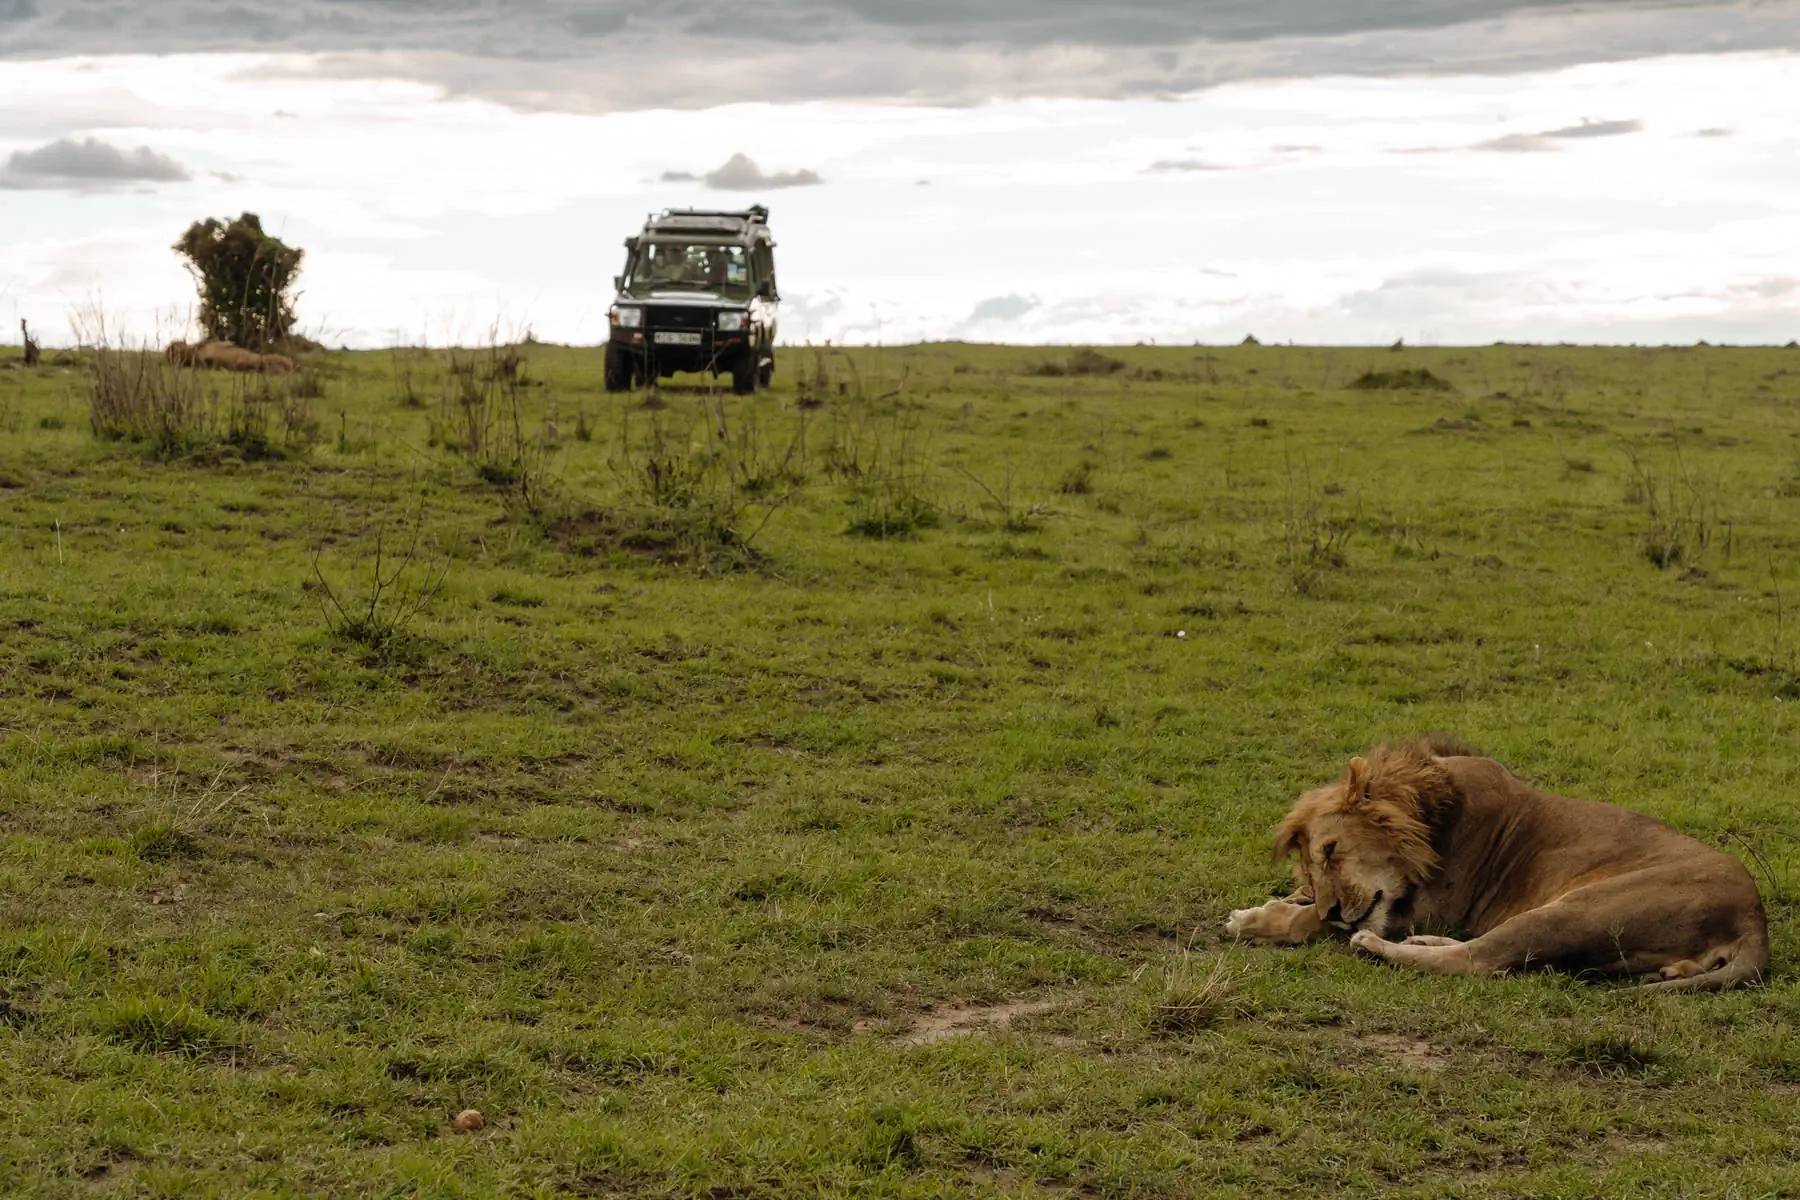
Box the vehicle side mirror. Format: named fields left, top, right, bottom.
left=758, top=280, right=776, bottom=299
left=613, top=275, right=624, bottom=292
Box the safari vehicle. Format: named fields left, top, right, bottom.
left=604, top=206, right=779, bottom=395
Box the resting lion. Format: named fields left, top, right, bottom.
left=1225, top=738, right=1768, bottom=992
left=165, top=340, right=295, bottom=373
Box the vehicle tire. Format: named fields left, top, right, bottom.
left=731, top=352, right=758, bottom=395
left=603, top=345, right=633, bottom=393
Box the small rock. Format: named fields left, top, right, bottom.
left=452, top=1109, right=485, bottom=1132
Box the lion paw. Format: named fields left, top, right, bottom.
left=1349, top=930, right=1389, bottom=956
left=1226, top=899, right=1323, bottom=944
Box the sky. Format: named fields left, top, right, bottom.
left=1, top=1, right=1797, bottom=347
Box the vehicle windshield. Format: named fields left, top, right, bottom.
left=624, top=241, right=752, bottom=299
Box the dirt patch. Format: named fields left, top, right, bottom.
left=1357, top=1031, right=1452, bottom=1072
left=962, top=1163, right=1090, bottom=1196
left=863, top=999, right=1061, bottom=1047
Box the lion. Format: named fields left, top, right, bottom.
left=166, top=340, right=295, bottom=373
left=1225, top=738, right=1768, bottom=992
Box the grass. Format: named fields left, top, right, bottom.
left=0, top=338, right=1798, bottom=1195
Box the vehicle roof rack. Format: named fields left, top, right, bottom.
left=646, top=206, right=769, bottom=236
left=640, top=205, right=766, bottom=244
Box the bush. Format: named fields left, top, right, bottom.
left=1027, top=348, right=1127, bottom=377
left=173, top=212, right=302, bottom=351
left=1349, top=368, right=1453, bottom=392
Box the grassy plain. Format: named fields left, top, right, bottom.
left=0, top=338, right=1798, bottom=1197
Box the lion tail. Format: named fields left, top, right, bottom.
left=1634, top=920, right=1769, bottom=994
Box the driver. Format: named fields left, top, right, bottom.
left=650, top=244, right=688, bottom=283
left=703, top=248, right=731, bottom=288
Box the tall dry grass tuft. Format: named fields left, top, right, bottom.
left=1625, top=446, right=1719, bottom=570
left=1144, top=952, right=1238, bottom=1035
left=79, top=310, right=317, bottom=460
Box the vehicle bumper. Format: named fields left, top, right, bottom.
left=608, top=328, right=750, bottom=373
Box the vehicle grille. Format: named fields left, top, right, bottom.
left=647, top=306, right=710, bottom=330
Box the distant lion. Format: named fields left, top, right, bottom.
left=196, top=341, right=263, bottom=372
left=168, top=340, right=293, bottom=373
left=1225, top=738, right=1768, bottom=992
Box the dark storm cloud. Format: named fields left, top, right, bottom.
left=0, top=136, right=191, bottom=189
left=3, top=1, right=1795, bottom=111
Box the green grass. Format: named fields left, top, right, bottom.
left=1, top=338, right=1798, bottom=1196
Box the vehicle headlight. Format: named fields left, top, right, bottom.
left=716, top=311, right=748, bottom=332
left=612, top=306, right=643, bottom=329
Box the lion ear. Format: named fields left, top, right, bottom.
left=1347, top=755, right=1372, bottom=803
left=1272, top=811, right=1306, bottom=862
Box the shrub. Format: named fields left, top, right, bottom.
left=1626, top=449, right=1717, bottom=570
left=172, top=213, right=303, bottom=351
left=308, top=495, right=448, bottom=649
left=1027, top=348, right=1127, bottom=377
left=1057, top=460, right=1098, bottom=495
left=1349, top=368, right=1453, bottom=391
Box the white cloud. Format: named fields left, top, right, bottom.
left=1, top=50, right=1796, bottom=347
left=1145, top=158, right=1229, bottom=173
left=966, top=294, right=1037, bottom=323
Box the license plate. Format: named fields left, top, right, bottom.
left=654, top=331, right=703, bottom=346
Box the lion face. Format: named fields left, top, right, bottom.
left=1281, top=802, right=1418, bottom=938
left=1273, top=752, right=1448, bottom=940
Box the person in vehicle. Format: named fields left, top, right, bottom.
left=647, top=244, right=690, bottom=285
left=704, top=248, right=731, bottom=288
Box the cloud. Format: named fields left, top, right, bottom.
left=0, top=135, right=190, bottom=189
left=1, top=1, right=1795, bottom=112
left=0, top=0, right=1770, bottom=58
left=967, top=294, right=1036, bottom=323
left=1145, top=158, right=1229, bottom=173
left=1541, top=118, right=1642, bottom=138
left=701, top=152, right=821, bottom=191
left=1474, top=117, right=1642, bottom=152
left=1473, top=132, right=1556, bottom=152
left=659, top=169, right=698, bottom=182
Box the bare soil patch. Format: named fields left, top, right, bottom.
left=1356, top=1031, right=1453, bottom=1072
left=861, top=999, right=1061, bottom=1046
